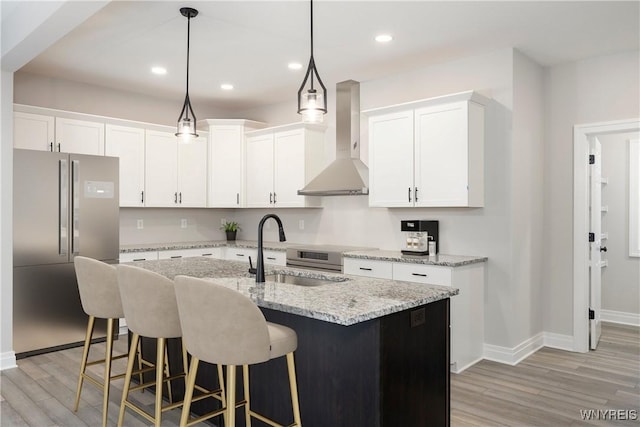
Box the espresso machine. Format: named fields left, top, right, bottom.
left=401, top=220, right=439, bottom=256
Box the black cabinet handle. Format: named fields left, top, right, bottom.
left=170, top=255, right=182, bottom=259
left=201, top=253, right=212, bottom=256
left=359, top=267, right=372, bottom=271
left=174, top=192, right=178, bottom=203
left=600, top=246, right=607, bottom=252
left=49, top=142, right=53, bottom=152
left=179, top=192, right=182, bottom=204
left=266, top=257, right=276, bottom=261
left=57, top=143, right=61, bottom=152
left=236, top=253, right=245, bottom=257
left=237, top=193, right=240, bottom=205
left=273, top=192, right=277, bottom=203
left=408, top=187, right=412, bottom=202
left=133, top=258, right=145, bottom=261
left=415, top=187, right=418, bottom=202
left=411, top=273, right=427, bottom=277
left=269, top=192, right=273, bottom=204
left=141, top=191, right=144, bottom=204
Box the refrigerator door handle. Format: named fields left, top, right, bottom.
left=59, top=159, right=68, bottom=256
left=71, top=160, right=80, bottom=254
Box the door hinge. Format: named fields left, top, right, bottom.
left=589, top=308, right=595, bottom=320
left=589, top=154, right=595, bottom=164
left=589, top=232, right=595, bottom=242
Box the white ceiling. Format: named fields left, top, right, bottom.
left=17, top=1, right=640, bottom=112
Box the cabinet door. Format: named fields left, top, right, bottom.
left=245, top=134, right=274, bottom=208
left=14, top=112, right=55, bottom=151
left=274, top=129, right=306, bottom=207
left=209, top=125, right=244, bottom=207
left=105, top=124, right=145, bottom=207
left=414, top=103, right=469, bottom=207
left=368, top=111, right=415, bottom=207
left=55, top=117, right=105, bottom=155
left=145, top=130, right=178, bottom=207
left=178, top=133, right=208, bottom=207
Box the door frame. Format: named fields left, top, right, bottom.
left=573, top=118, right=640, bottom=352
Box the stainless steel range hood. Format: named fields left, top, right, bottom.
left=298, top=80, right=369, bottom=196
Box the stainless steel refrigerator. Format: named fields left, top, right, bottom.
left=13, top=148, right=119, bottom=357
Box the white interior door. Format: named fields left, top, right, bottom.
left=589, top=137, right=603, bottom=349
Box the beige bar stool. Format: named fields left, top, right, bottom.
left=73, top=256, right=130, bottom=427
left=174, top=275, right=302, bottom=427
left=116, top=265, right=224, bottom=427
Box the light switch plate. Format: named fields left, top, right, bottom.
left=181, top=219, right=187, bottom=228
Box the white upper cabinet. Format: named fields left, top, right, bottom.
left=366, top=91, right=487, bottom=207
left=105, top=124, right=145, bottom=207
left=13, top=110, right=105, bottom=155
left=202, top=119, right=267, bottom=208
left=245, top=123, right=325, bottom=208
left=13, top=112, right=55, bottom=152
left=144, top=129, right=207, bottom=207
left=55, top=117, right=105, bottom=155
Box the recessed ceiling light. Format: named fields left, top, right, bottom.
left=151, top=66, right=167, bottom=75
left=221, top=83, right=234, bottom=90
left=288, top=62, right=303, bottom=70
left=375, top=34, right=393, bottom=43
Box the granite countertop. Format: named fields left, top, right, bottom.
left=123, top=257, right=458, bottom=326
left=343, top=250, right=487, bottom=267
left=120, top=240, right=289, bottom=253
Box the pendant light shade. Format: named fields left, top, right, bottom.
left=176, top=7, right=199, bottom=140
left=297, top=0, right=327, bottom=123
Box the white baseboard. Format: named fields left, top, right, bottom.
left=0, top=351, right=17, bottom=371
left=483, top=332, right=544, bottom=366
left=601, top=309, right=640, bottom=326
left=543, top=331, right=575, bottom=351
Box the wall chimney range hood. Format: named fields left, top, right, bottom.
left=298, top=80, right=369, bottom=196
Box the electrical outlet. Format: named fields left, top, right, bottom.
left=221, top=218, right=227, bottom=225
left=299, top=220, right=305, bottom=230
left=137, top=219, right=144, bottom=230
left=181, top=219, right=187, bottom=229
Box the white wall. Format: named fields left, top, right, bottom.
left=599, top=132, right=640, bottom=316
left=14, top=71, right=233, bottom=128
left=543, top=50, right=640, bottom=336
left=236, top=48, right=533, bottom=348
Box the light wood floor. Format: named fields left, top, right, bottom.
left=1, top=322, right=638, bottom=426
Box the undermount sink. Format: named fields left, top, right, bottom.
left=264, top=272, right=347, bottom=287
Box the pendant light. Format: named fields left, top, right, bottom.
left=297, top=0, right=327, bottom=123
left=175, top=7, right=199, bottom=140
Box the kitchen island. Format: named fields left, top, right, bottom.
left=126, top=257, right=458, bottom=426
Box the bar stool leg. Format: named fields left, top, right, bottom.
left=154, top=337, right=165, bottom=427
left=74, top=315, right=95, bottom=411
left=118, top=333, right=140, bottom=427
left=286, top=352, right=302, bottom=426
left=226, top=365, right=236, bottom=427
left=179, top=356, right=199, bottom=427
left=100, top=318, right=115, bottom=427
left=243, top=365, right=251, bottom=427
left=136, top=341, right=144, bottom=392
left=218, top=364, right=228, bottom=427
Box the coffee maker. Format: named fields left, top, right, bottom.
left=401, top=220, right=439, bottom=256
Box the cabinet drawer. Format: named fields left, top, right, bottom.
left=119, top=251, right=158, bottom=262
left=225, top=247, right=258, bottom=263
left=160, top=247, right=224, bottom=259
left=263, top=250, right=286, bottom=266
left=392, top=263, right=452, bottom=286
left=344, top=258, right=393, bottom=279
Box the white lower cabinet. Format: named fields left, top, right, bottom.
left=157, top=248, right=223, bottom=260
left=343, top=258, right=393, bottom=279
left=119, top=251, right=159, bottom=262
left=223, top=247, right=285, bottom=266
left=344, top=257, right=485, bottom=373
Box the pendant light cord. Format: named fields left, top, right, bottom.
left=185, top=14, right=192, bottom=120
left=309, top=0, right=315, bottom=90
